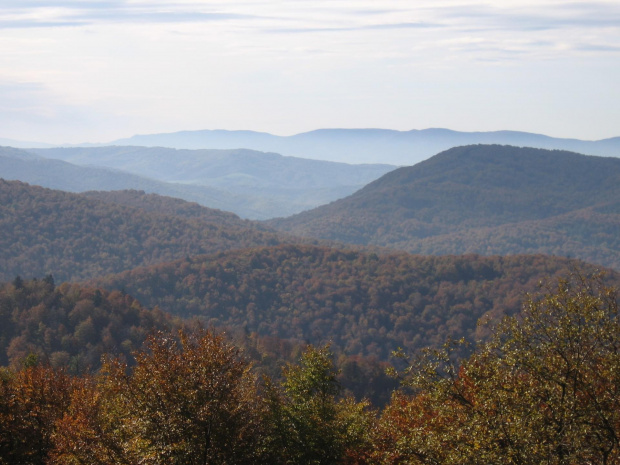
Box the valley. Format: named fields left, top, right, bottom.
left=22, top=145, right=395, bottom=219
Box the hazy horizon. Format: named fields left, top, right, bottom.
left=1, top=1, right=619, bottom=146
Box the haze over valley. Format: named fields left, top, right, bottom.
left=2, top=145, right=395, bottom=219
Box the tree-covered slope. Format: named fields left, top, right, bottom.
left=0, top=276, right=173, bottom=369
left=2, top=273, right=620, bottom=464
left=93, top=244, right=606, bottom=361
left=0, top=146, right=273, bottom=217
left=81, top=189, right=246, bottom=225
left=26, top=145, right=396, bottom=218
left=0, top=180, right=291, bottom=282
left=398, top=201, right=620, bottom=266
left=269, top=145, right=620, bottom=269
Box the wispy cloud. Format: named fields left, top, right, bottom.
left=0, top=1, right=257, bottom=28
left=3, top=1, right=619, bottom=42
left=439, top=2, right=620, bottom=32
left=575, top=43, right=620, bottom=52
left=264, top=22, right=441, bottom=35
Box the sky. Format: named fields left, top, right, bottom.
left=1, top=0, right=619, bottom=144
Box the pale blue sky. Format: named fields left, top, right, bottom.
left=1, top=0, right=619, bottom=145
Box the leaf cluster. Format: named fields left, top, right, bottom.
left=0, top=331, right=373, bottom=465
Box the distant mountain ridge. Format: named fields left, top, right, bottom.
left=0, top=137, right=53, bottom=149
left=0, top=146, right=272, bottom=219
left=268, top=145, right=620, bottom=270
left=107, top=128, right=620, bottom=165
left=23, top=146, right=395, bottom=219
left=27, top=146, right=393, bottom=190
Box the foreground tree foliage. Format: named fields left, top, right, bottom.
left=0, top=330, right=371, bottom=464
left=265, top=345, right=375, bottom=464
left=0, top=364, right=75, bottom=465
left=52, top=329, right=267, bottom=465
left=376, top=271, right=620, bottom=464
left=2, top=271, right=620, bottom=464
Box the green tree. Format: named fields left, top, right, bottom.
left=377, top=271, right=620, bottom=464
left=266, top=345, right=374, bottom=464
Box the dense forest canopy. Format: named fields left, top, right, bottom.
left=93, top=244, right=611, bottom=360
left=0, top=275, right=173, bottom=370
left=269, top=145, right=620, bottom=270
left=0, top=179, right=294, bottom=282
left=2, top=142, right=620, bottom=463
left=1, top=272, right=619, bottom=464
left=0, top=276, right=398, bottom=406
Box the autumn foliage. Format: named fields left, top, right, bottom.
left=375, top=271, right=620, bottom=464
left=1, top=271, right=620, bottom=464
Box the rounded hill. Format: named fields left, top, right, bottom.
left=268, top=145, right=620, bottom=269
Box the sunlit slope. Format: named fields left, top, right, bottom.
left=269, top=145, right=620, bottom=269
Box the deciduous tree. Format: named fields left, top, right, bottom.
left=377, top=271, right=620, bottom=464
left=266, top=345, right=375, bottom=464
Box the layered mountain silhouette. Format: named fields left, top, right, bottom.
left=269, top=145, right=620, bottom=270
left=23, top=146, right=395, bottom=218
left=0, top=146, right=273, bottom=218
left=107, top=128, right=620, bottom=165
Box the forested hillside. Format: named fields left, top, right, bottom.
left=2, top=150, right=619, bottom=464
left=0, top=180, right=292, bottom=282
left=81, top=189, right=249, bottom=225
left=0, top=276, right=173, bottom=370
left=270, top=145, right=620, bottom=269
left=93, top=244, right=606, bottom=360
left=397, top=202, right=620, bottom=266
left=26, top=145, right=395, bottom=218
